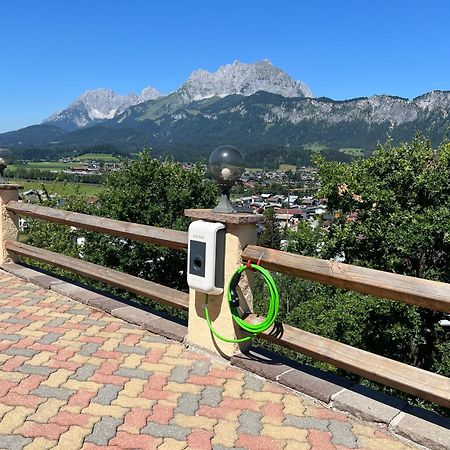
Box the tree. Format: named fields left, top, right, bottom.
left=314, top=136, right=450, bottom=375
left=258, top=207, right=282, bottom=250
left=27, top=151, right=218, bottom=296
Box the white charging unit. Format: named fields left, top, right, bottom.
left=187, top=220, right=226, bottom=295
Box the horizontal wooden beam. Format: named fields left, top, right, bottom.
left=242, top=245, right=450, bottom=313
left=245, top=314, right=450, bottom=408
left=6, top=201, right=188, bottom=250
left=6, top=241, right=188, bottom=311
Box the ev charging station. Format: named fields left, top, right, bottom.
left=187, top=220, right=226, bottom=295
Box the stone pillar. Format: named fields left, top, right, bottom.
left=0, top=184, right=22, bottom=265
left=184, top=209, right=264, bottom=357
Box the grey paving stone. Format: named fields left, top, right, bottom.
left=0, top=333, right=21, bottom=342
left=16, top=364, right=55, bottom=376
left=191, top=359, right=211, bottom=376
left=33, top=385, right=73, bottom=400
left=243, top=373, right=264, bottom=392
left=142, top=334, right=169, bottom=343
left=92, top=384, right=122, bottom=405
left=79, top=342, right=101, bottom=357
left=111, top=306, right=159, bottom=328
left=333, top=385, right=405, bottom=424
left=66, top=308, right=91, bottom=316
left=146, top=318, right=187, bottom=342
left=200, top=386, right=224, bottom=407
left=0, top=307, right=20, bottom=313
left=284, top=415, right=329, bottom=431
left=51, top=283, right=104, bottom=304
left=84, top=296, right=125, bottom=313
left=4, top=317, right=32, bottom=325
left=115, top=367, right=151, bottom=380
left=4, top=348, right=38, bottom=357
left=38, top=332, right=62, bottom=345
left=116, top=344, right=147, bottom=355
left=392, top=407, right=450, bottom=450
left=47, top=317, right=67, bottom=327
left=231, top=351, right=290, bottom=382
left=0, top=434, right=32, bottom=450
left=85, top=416, right=123, bottom=446
left=70, top=363, right=97, bottom=381
left=81, top=319, right=109, bottom=326
left=169, top=366, right=191, bottom=384
left=23, top=297, right=43, bottom=306
left=142, top=422, right=190, bottom=441
left=329, top=420, right=358, bottom=448
left=238, top=410, right=263, bottom=436
left=175, top=393, right=201, bottom=415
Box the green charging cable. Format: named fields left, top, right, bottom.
left=205, top=263, right=280, bottom=343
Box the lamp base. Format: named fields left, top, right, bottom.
left=213, top=193, right=236, bottom=214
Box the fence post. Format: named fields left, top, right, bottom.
left=184, top=209, right=264, bottom=357
left=0, top=184, right=22, bottom=265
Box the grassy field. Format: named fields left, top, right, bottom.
left=76, top=153, right=120, bottom=162
left=278, top=164, right=297, bottom=172
left=17, top=179, right=105, bottom=197
left=9, top=162, right=72, bottom=171
left=339, top=147, right=365, bottom=157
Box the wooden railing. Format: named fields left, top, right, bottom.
left=4, top=200, right=450, bottom=408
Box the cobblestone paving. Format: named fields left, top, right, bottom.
left=0, top=272, right=416, bottom=449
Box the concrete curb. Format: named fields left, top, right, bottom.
left=2, top=262, right=449, bottom=449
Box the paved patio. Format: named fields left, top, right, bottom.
left=0, top=271, right=415, bottom=450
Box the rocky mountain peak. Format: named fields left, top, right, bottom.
left=180, top=60, right=313, bottom=101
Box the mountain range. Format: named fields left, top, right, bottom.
left=1, top=60, right=449, bottom=166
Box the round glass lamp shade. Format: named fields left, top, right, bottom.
left=208, top=145, right=245, bottom=188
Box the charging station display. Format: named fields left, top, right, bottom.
left=187, top=221, right=225, bottom=294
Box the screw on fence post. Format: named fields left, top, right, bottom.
left=0, top=159, right=22, bottom=265
left=185, top=146, right=264, bottom=358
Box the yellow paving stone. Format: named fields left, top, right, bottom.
left=163, top=381, right=203, bottom=394
left=282, top=394, right=306, bottom=416
left=27, top=351, right=53, bottom=366
left=0, top=371, right=27, bottom=382
left=113, top=395, right=155, bottom=409
left=122, top=354, right=145, bottom=369
left=222, top=379, right=245, bottom=399
left=20, top=330, right=45, bottom=338
left=100, top=338, right=121, bottom=351
left=64, top=379, right=103, bottom=392
left=140, top=362, right=174, bottom=373
left=56, top=339, right=84, bottom=349
left=165, top=345, right=183, bottom=357
left=23, top=438, right=57, bottom=450
left=0, top=312, right=12, bottom=321
left=42, top=368, right=72, bottom=387
left=242, top=391, right=283, bottom=402
left=85, top=356, right=103, bottom=365
left=28, top=398, right=66, bottom=423
left=139, top=341, right=168, bottom=350
left=0, top=406, right=34, bottom=433
left=358, top=435, right=413, bottom=450
left=211, top=420, right=239, bottom=448
left=121, top=379, right=147, bottom=397
left=60, top=405, right=83, bottom=414
left=0, top=404, right=14, bottom=420
left=82, top=403, right=129, bottom=418
left=174, top=413, right=217, bottom=430
left=159, top=356, right=193, bottom=367
left=285, top=441, right=311, bottom=450
left=262, top=424, right=308, bottom=442
left=97, top=331, right=129, bottom=339
left=84, top=325, right=102, bottom=336
left=53, top=426, right=93, bottom=450
left=60, top=329, right=81, bottom=341
left=351, top=421, right=377, bottom=438
left=0, top=353, right=12, bottom=362
left=24, top=320, right=47, bottom=331
left=157, top=438, right=187, bottom=450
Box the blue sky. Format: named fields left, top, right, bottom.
left=1, top=0, right=449, bottom=132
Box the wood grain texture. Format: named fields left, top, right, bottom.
left=6, top=241, right=189, bottom=310
left=245, top=314, right=450, bottom=408
left=6, top=201, right=188, bottom=250
left=242, top=245, right=450, bottom=313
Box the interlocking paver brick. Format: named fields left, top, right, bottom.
left=84, top=416, right=123, bottom=445
left=0, top=271, right=418, bottom=450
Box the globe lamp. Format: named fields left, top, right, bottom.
left=208, top=145, right=245, bottom=213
